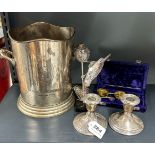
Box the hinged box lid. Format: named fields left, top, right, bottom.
left=97, top=60, right=149, bottom=91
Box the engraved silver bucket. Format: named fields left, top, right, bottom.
left=0, top=22, right=75, bottom=118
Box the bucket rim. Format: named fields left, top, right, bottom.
left=8, top=22, right=75, bottom=43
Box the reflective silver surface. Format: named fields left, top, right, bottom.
left=73, top=85, right=88, bottom=101
left=109, top=94, right=144, bottom=135
left=73, top=93, right=107, bottom=136
left=84, top=54, right=111, bottom=87
left=74, top=44, right=90, bottom=62
left=0, top=22, right=75, bottom=117
left=74, top=44, right=91, bottom=98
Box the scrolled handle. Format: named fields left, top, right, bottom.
left=0, top=48, right=15, bottom=66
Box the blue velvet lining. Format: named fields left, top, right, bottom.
left=95, top=60, right=149, bottom=112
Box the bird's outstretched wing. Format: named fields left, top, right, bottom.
left=84, top=54, right=111, bottom=87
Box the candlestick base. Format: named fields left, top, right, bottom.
left=109, top=112, right=144, bottom=135
left=73, top=112, right=107, bottom=136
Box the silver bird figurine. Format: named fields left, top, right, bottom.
left=83, top=54, right=111, bottom=87
left=73, top=85, right=89, bottom=101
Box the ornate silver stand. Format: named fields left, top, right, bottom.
left=109, top=94, right=144, bottom=135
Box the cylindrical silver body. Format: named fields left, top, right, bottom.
left=4, top=22, right=75, bottom=117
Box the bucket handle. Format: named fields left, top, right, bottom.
left=0, top=49, right=15, bottom=66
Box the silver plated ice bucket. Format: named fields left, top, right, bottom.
left=0, top=22, right=75, bottom=118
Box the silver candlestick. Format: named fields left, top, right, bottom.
left=73, top=93, right=107, bottom=136
left=109, top=94, right=144, bottom=135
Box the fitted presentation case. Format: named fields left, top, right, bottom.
left=95, top=60, right=149, bottom=112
